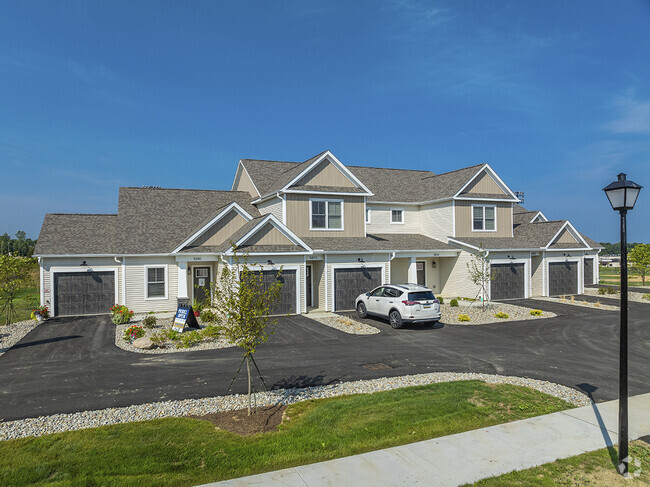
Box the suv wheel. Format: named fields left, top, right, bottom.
left=389, top=310, right=403, bottom=329
left=357, top=302, right=367, bottom=318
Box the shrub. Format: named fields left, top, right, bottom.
left=123, top=325, right=145, bottom=342
left=150, top=332, right=166, bottom=347
left=494, top=311, right=509, bottom=319
left=141, top=315, right=157, bottom=328
left=594, top=301, right=601, bottom=308
left=529, top=309, right=543, bottom=316
left=457, top=314, right=470, bottom=322
left=598, top=287, right=607, bottom=295
left=450, top=299, right=459, bottom=307
left=164, top=329, right=181, bottom=341
left=606, top=287, right=618, bottom=295
left=178, top=330, right=202, bottom=349
left=437, top=297, right=444, bottom=304
left=643, top=294, right=650, bottom=300
left=201, top=325, right=222, bottom=339
left=200, top=309, right=218, bottom=323
left=111, top=304, right=134, bottom=324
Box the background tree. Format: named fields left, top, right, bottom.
left=0, top=255, right=33, bottom=325
left=0, top=231, right=37, bottom=257
left=211, top=247, right=283, bottom=415
left=466, top=246, right=496, bottom=310
left=628, top=243, right=650, bottom=285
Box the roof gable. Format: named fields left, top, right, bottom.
left=546, top=221, right=589, bottom=249
left=226, top=214, right=312, bottom=254
left=292, top=158, right=358, bottom=189
left=454, top=164, right=519, bottom=201
left=231, top=162, right=260, bottom=197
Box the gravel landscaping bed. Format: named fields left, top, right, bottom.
left=584, top=288, right=650, bottom=304
left=309, top=313, right=380, bottom=334
left=115, top=314, right=236, bottom=354
left=0, top=372, right=589, bottom=440
left=0, top=320, right=39, bottom=357
left=538, top=296, right=618, bottom=311
left=441, top=301, right=556, bottom=325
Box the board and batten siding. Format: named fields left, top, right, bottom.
left=285, top=194, right=365, bottom=237
left=365, top=204, right=420, bottom=234
left=454, top=200, right=513, bottom=238
left=233, top=166, right=260, bottom=197
left=125, top=257, right=178, bottom=313
left=294, top=159, right=357, bottom=188
left=419, top=201, right=454, bottom=240
left=256, top=197, right=283, bottom=221
left=553, top=228, right=580, bottom=245
left=192, top=211, right=247, bottom=247
left=242, top=223, right=294, bottom=246
left=41, top=257, right=123, bottom=310
left=460, top=171, right=507, bottom=196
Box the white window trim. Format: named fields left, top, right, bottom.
left=49, top=266, right=119, bottom=317
left=144, top=264, right=169, bottom=300
left=309, top=198, right=345, bottom=231
left=471, top=204, right=497, bottom=232
left=365, top=206, right=371, bottom=224
left=390, top=207, right=404, bottom=225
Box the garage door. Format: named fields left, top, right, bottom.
left=53, top=271, right=115, bottom=317
left=549, top=262, right=578, bottom=296
left=334, top=267, right=382, bottom=311
left=259, top=269, right=296, bottom=315
left=584, top=258, right=594, bottom=286
left=491, top=263, right=525, bottom=300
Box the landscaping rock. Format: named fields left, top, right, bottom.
left=132, top=337, right=154, bottom=350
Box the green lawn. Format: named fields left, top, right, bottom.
left=470, top=440, right=650, bottom=486
left=0, top=285, right=40, bottom=323
left=0, top=381, right=573, bottom=487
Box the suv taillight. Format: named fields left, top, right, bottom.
left=402, top=300, right=420, bottom=306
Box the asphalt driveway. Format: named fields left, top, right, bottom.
left=1, top=297, right=648, bottom=422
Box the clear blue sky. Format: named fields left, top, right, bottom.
left=1, top=1, right=649, bottom=243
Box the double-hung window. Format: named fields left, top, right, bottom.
left=146, top=266, right=167, bottom=299
left=472, top=205, right=496, bottom=231
left=391, top=208, right=404, bottom=224
left=311, top=200, right=343, bottom=230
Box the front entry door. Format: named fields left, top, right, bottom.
left=306, top=265, right=312, bottom=307
left=193, top=267, right=211, bottom=305
left=416, top=261, right=426, bottom=286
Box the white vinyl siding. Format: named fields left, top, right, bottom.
left=419, top=201, right=453, bottom=240
left=126, top=257, right=178, bottom=313
left=365, top=205, right=420, bottom=234
left=437, top=250, right=481, bottom=298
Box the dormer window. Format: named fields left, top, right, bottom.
left=473, top=205, right=496, bottom=231
left=310, top=199, right=343, bottom=230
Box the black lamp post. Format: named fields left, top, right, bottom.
left=603, top=173, right=642, bottom=476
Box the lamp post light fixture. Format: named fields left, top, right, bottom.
left=603, top=173, right=642, bottom=477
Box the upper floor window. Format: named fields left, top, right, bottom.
left=365, top=207, right=371, bottom=224
left=472, top=205, right=496, bottom=231
left=311, top=199, right=343, bottom=230
left=391, top=208, right=404, bottom=224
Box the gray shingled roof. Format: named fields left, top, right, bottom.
left=303, top=233, right=456, bottom=252
left=116, top=188, right=260, bottom=254
left=513, top=210, right=540, bottom=226
left=34, top=214, right=117, bottom=255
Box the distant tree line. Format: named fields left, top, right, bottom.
left=599, top=242, right=643, bottom=255
left=0, top=231, right=37, bottom=257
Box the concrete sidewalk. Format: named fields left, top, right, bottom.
left=200, top=392, right=650, bottom=487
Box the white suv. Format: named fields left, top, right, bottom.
left=355, top=283, right=441, bottom=329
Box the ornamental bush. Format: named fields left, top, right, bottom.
left=111, top=304, right=134, bottom=324
left=200, top=309, right=218, bottom=323
left=643, top=294, right=650, bottom=301
left=141, top=315, right=157, bottom=328
left=598, top=287, right=607, bottom=295
left=450, top=298, right=459, bottom=307
left=201, top=325, right=222, bottom=339
left=437, top=297, right=444, bottom=304
left=123, top=325, right=145, bottom=342
left=606, top=287, right=618, bottom=295
left=457, top=314, right=470, bottom=322
left=178, top=330, right=202, bottom=349
left=494, top=311, right=509, bottom=319
left=529, top=309, right=543, bottom=316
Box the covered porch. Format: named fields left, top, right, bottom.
left=390, top=250, right=460, bottom=296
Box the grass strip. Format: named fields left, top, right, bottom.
left=0, top=380, right=572, bottom=486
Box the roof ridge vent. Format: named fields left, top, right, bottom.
left=141, top=185, right=162, bottom=189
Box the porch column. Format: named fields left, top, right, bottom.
left=407, top=257, right=418, bottom=283
left=177, top=261, right=189, bottom=299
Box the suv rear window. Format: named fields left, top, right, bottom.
left=408, top=291, right=435, bottom=301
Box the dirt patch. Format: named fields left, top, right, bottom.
left=188, top=404, right=287, bottom=436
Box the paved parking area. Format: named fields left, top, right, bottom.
left=1, top=297, right=649, bottom=421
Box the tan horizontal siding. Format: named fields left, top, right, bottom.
left=420, top=201, right=453, bottom=240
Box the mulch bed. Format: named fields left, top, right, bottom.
left=188, top=404, right=287, bottom=436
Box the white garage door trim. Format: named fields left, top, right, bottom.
left=330, top=263, right=386, bottom=312
left=50, top=266, right=119, bottom=317
left=488, top=258, right=529, bottom=299
left=233, top=263, right=301, bottom=315
left=545, top=256, right=582, bottom=296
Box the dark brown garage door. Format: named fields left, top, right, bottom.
left=584, top=258, right=594, bottom=286
left=491, top=263, right=525, bottom=300
left=53, top=271, right=115, bottom=317
left=259, top=269, right=296, bottom=315
left=549, top=262, right=578, bottom=296
left=334, top=267, right=382, bottom=311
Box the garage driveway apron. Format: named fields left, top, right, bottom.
left=1, top=297, right=649, bottom=422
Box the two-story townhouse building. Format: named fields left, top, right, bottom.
left=34, top=150, right=602, bottom=317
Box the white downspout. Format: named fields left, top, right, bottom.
left=38, top=257, right=44, bottom=307
left=115, top=256, right=126, bottom=305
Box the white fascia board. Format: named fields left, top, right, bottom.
left=283, top=151, right=374, bottom=195
left=231, top=161, right=261, bottom=197
left=544, top=221, right=590, bottom=250
left=171, top=202, right=254, bottom=254
left=283, top=189, right=373, bottom=197
left=453, top=164, right=519, bottom=200
left=310, top=249, right=459, bottom=255
left=454, top=196, right=519, bottom=203
left=227, top=214, right=313, bottom=254
left=529, top=211, right=548, bottom=223
left=447, top=238, right=541, bottom=253
left=365, top=200, right=422, bottom=206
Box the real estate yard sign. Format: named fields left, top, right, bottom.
left=172, top=305, right=199, bottom=332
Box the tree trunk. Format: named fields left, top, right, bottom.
left=246, top=355, right=252, bottom=416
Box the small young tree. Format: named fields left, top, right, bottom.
left=0, top=255, right=33, bottom=324
left=466, top=246, right=495, bottom=311
left=629, top=243, right=650, bottom=285
left=211, top=247, right=283, bottom=415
